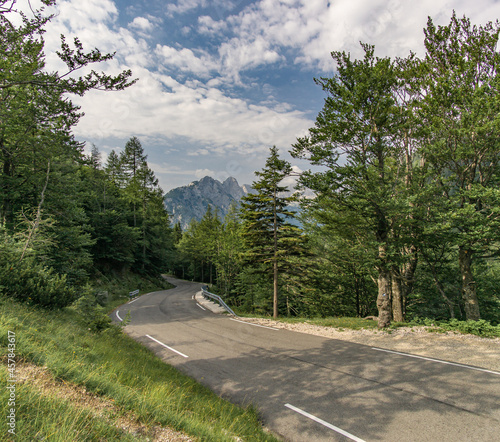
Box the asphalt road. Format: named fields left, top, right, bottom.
left=114, top=277, right=500, bottom=441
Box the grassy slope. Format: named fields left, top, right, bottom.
left=0, top=283, right=278, bottom=441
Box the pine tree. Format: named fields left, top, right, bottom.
left=240, top=146, right=303, bottom=318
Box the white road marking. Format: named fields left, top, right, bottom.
left=128, top=297, right=139, bottom=304
left=372, top=348, right=500, bottom=376
left=116, top=310, right=122, bottom=321
left=145, top=335, right=189, bottom=358
left=229, top=318, right=279, bottom=331
left=197, top=304, right=206, bottom=311
left=285, top=404, right=366, bottom=442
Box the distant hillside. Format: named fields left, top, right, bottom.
left=164, top=176, right=251, bottom=229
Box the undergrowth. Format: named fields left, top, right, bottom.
left=397, top=317, right=500, bottom=338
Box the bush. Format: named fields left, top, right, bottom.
left=72, top=292, right=114, bottom=333
left=405, top=317, right=500, bottom=338
left=0, top=259, right=77, bottom=309
left=440, top=319, right=500, bottom=337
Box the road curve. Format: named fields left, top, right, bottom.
left=114, top=277, right=500, bottom=442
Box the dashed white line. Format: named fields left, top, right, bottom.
left=145, top=335, right=189, bottom=358
left=116, top=310, right=123, bottom=321
left=128, top=297, right=139, bottom=304
left=372, top=348, right=500, bottom=376
left=229, top=318, right=279, bottom=330
left=285, top=404, right=366, bottom=441
left=197, top=304, right=206, bottom=311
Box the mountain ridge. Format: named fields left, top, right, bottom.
left=164, top=176, right=250, bottom=229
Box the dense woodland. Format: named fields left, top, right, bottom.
left=1, top=1, right=499, bottom=327
left=0, top=1, right=174, bottom=308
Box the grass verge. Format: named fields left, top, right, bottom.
left=235, top=312, right=379, bottom=331
left=0, top=295, right=278, bottom=441
left=235, top=312, right=500, bottom=338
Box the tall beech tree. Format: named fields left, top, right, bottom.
left=291, top=44, right=405, bottom=328
left=417, top=13, right=500, bottom=320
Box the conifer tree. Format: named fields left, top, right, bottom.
left=240, top=146, right=303, bottom=318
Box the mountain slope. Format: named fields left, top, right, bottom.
left=164, top=176, right=250, bottom=229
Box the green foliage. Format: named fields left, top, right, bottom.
left=0, top=258, right=76, bottom=308
left=0, top=2, right=169, bottom=312
left=72, top=291, right=114, bottom=333
left=403, top=317, right=500, bottom=338
left=288, top=14, right=500, bottom=326
left=239, top=146, right=306, bottom=317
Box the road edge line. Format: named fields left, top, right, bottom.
left=372, top=347, right=500, bottom=376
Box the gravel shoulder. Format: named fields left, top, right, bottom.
left=240, top=317, right=500, bottom=372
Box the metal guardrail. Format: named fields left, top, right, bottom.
left=201, top=286, right=239, bottom=317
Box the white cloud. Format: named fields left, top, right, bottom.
left=166, top=0, right=235, bottom=17
left=195, top=168, right=216, bottom=178
left=218, top=36, right=283, bottom=82
left=198, top=15, right=229, bottom=34
left=70, top=61, right=312, bottom=155
left=166, top=0, right=208, bottom=16
left=155, top=45, right=219, bottom=78
left=130, top=16, right=154, bottom=32
left=205, top=0, right=500, bottom=71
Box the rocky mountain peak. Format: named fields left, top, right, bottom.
left=164, top=176, right=249, bottom=230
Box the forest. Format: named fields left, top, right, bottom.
left=0, top=1, right=174, bottom=310
left=1, top=0, right=499, bottom=329
left=172, top=14, right=500, bottom=328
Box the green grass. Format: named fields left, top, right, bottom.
left=0, top=296, right=278, bottom=441
left=0, top=371, right=140, bottom=441
left=236, top=312, right=379, bottom=330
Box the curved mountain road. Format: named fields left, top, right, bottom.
left=113, top=277, right=500, bottom=441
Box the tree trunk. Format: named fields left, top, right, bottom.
left=376, top=221, right=392, bottom=328
left=377, top=265, right=392, bottom=328
left=273, top=185, right=279, bottom=318
left=391, top=250, right=418, bottom=323
left=391, top=268, right=404, bottom=322
left=273, top=259, right=278, bottom=318
left=459, top=247, right=480, bottom=320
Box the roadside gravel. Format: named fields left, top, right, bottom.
left=240, top=317, right=500, bottom=372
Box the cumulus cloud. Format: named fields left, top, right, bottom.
left=203, top=0, right=500, bottom=71
left=198, top=15, right=229, bottom=34
left=166, top=0, right=208, bottom=16
left=166, top=0, right=235, bottom=17
left=155, top=45, right=219, bottom=78
left=130, top=16, right=154, bottom=32
left=195, top=168, right=216, bottom=178
left=24, top=0, right=500, bottom=192
left=218, top=36, right=283, bottom=81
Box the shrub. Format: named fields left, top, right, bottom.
left=405, top=317, right=500, bottom=338
left=0, top=259, right=77, bottom=309
left=72, top=292, right=114, bottom=333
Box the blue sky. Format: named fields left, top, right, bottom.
left=21, top=0, right=500, bottom=191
